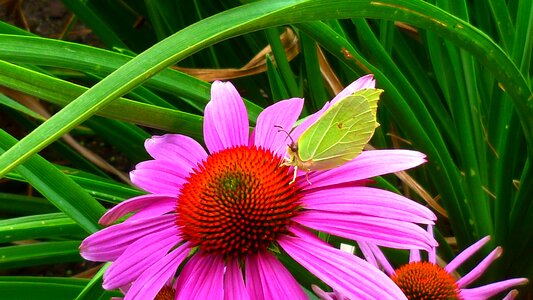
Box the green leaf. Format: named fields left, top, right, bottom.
left=0, top=34, right=263, bottom=115
left=74, top=263, right=111, bottom=300
left=0, top=241, right=82, bottom=269
left=0, top=193, right=57, bottom=215
left=0, top=213, right=83, bottom=243
left=265, top=27, right=300, bottom=97
left=0, top=277, right=120, bottom=300
left=0, top=61, right=204, bottom=139
left=6, top=166, right=144, bottom=204
left=0, top=93, right=45, bottom=121
left=0, top=130, right=104, bottom=233
left=266, top=54, right=290, bottom=100
left=60, top=0, right=129, bottom=50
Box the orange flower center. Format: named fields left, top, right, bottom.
left=391, top=261, right=461, bottom=300
left=176, top=145, right=301, bottom=258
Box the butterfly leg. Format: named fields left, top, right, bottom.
left=289, top=166, right=298, bottom=184
left=305, top=170, right=312, bottom=185
left=288, top=167, right=312, bottom=185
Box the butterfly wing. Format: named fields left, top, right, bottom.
left=297, top=88, right=382, bottom=170
left=356, top=88, right=382, bottom=127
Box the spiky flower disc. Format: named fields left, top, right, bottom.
left=391, top=261, right=461, bottom=299
left=177, top=145, right=300, bottom=257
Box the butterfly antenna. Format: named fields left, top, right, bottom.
left=274, top=125, right=295, bottom=145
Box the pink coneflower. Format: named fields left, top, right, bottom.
left=351, top=227, right=529, bottom=299
left=80, top=75, right=437, bottom=299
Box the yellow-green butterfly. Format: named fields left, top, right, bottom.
left=283, top=88, right=383, bottom=183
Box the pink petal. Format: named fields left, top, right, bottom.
left=124, top=243, right=191, bottom=300
left=457, top=247, right=502, bottom=288
left=445, top=236, right=490, bottom=273
left=330, top=74, right=376, bottom=105
left=358, top=241, right=378, bottom=267
left=144, top=134, right=207, bottom=166
left=358, top=242, right=395, bottom=276
left=503, top=290, right=520, bottom=300
left=312, top=285, right=349, bottom=300
left=175, top=251, right=225, bottom=300
left=99, top=195, right=175, bottom=225
left=118, top=284, right=131, bottom=295
left=203, top=81, right=249, bottom=153
left=245, top=251, right=307, bottom=300
left=103, top=227, right=179, bottom=289
left=80, top=215, right=175, bottom=261
left=459, top=278, right=529, bottom=299
left=130, top=160, right=190, bottom=195
left=303, top=150, right=426, bottom=188
left=301, top=186, right=436, bottom=224
left=279, top=226, right=407, bottom=300
left=254, top=98, right=304, bottom=156
left=311, top=285, right=336, bottom=300
left=427, top=225, right=437, bottom=263
left=409, top=249, right=421, bottom=263
left=125, top=198, right=176, bottom=223
left=224, top=258, right=250, bottom=300
left=248, top=128, right=256, bottom=147
left=294, top=210, right=436, bottom=251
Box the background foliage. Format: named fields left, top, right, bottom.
left=0, top=0, right=531, bottom=298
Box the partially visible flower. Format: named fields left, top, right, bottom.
left=80, top=75, right=437, bottom=300
left=356, top=227, right=529, bottom=299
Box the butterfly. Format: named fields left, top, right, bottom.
left=282, top=88, right=382, bottom=184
